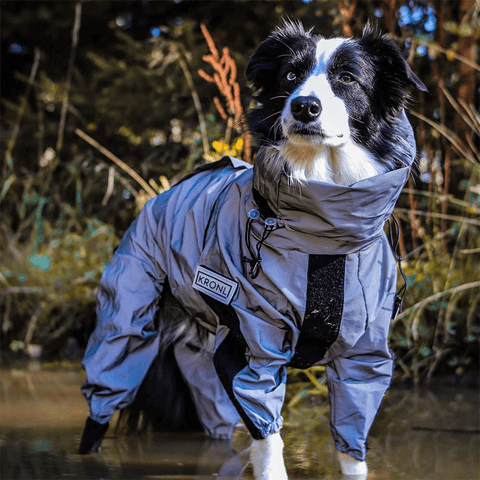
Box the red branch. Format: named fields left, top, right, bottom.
left=198, top=24, right=252, bottom=162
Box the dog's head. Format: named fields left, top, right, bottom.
left=246, top=20, right=427, bottom=175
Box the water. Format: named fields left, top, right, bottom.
left=1, top=365, right=478, bottom=479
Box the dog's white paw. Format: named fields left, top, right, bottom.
left=250, top=432, right=288, bottom=480
left=337, top=451, right=368, bottom=475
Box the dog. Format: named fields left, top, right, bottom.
left=79, top=20, right=426, bottom=480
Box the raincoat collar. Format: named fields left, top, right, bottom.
left=251, top=111, right=416, bottom=253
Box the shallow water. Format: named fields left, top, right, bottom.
left=0, top=365, right=478, bottom=479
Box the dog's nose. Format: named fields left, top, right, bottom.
left=291, top=96, right=322, bottom=123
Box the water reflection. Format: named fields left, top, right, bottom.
left=0, top=367, right=478, bottom=479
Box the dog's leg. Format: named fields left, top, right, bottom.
left=250, top=432, right=288, bottom=480
left=337, top=451, right=368, bottom=475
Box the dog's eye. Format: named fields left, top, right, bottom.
left=340, top=73, right=354, bottom=83
left=285, top=71, right=296, bottom=82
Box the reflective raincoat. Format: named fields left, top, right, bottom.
left=81, top=112, right=416, bottom=461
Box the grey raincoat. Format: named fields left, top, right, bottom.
left=82, top=112, right=416, bottom=461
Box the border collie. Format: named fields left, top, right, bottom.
left=79, top=20, right=426, bottom=480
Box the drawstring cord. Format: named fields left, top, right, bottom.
left=388, top=214, right=408, bottom=319
left=243, top=209, right=277, bottom=279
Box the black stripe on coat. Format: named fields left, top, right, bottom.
left=200, top=293, right=264, bottom=440
left=289, top=254, right=345, bottom=369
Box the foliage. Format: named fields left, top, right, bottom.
left=1, top=1, right=479, bottom=386
left=390, top=95, right=480, bottom=384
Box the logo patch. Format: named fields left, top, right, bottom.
left=193, top=266, right=238, bottom=305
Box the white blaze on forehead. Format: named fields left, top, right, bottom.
left=314, top=37, right=348, bottom=74
left=295, top=37, right=349, bottom=96
left=282, top=36, right=351, bottom=146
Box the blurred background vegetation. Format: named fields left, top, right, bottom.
left=1, top=0, right=479, bottom=386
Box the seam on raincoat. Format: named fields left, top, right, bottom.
left=357, top=250, right=370, bottom=332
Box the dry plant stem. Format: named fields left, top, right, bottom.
left=401, top=189, right=480, bottom=214
left=403, top=228, right=454, bottom=261
left=3, top=47, right=41, bottom=175
left=406, top=37, right=480, bottom=72
left=410, top=302, right=429, bottom=344
left=439, top=81, right=479, bottom=135
left=2, top=295, right=11, bottom=335
left=395, top=208, right=480, bottom=227
left=101, top=166, right=116, bottom=207
left=56, top=2, right=82, bottom=156
left=444, top=221, right=469, bottom=291
left=176, top=53, right=209, bottom=157
left=24, top=302, right=46, bottom=347
left=434, top=168, right=480, bottom=348
left=407, top=177, right=420, bottom=251
left=430, top=290, right=461, bottom=377
left=396, top=217, right=408, bottom=259
left=458, top=99, right=480, bottom=134
left=75, top=129, right=157, bottom=198
left=466, top=293, right=480, bottom=339
left=392, top=281, right=480, bottom=325
left=465, top=134, right=480, bottom=160
left=1, top=286, right=46, bottom=295
left=443, top=291, right=464, bottom=341
left=410, top=111, right=479, bottom=169
left=1, top=276, right=97, bottom=297
left=425, top=348, right=453, bottom=384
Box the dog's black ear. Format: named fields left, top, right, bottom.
left=359, top=22, right=427, bottom=112
left=246, top=19, right=315, bottom=96
left=245, top=36, right=282, bottom=95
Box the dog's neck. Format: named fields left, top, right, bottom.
left=262, top=141, right=384, bottom=186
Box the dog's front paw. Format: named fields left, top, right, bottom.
left=337, top=451, right=368, bottom=475
left=250, top=432, right=288, bottom=480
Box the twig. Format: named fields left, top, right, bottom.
left=401, top=188, right=480, bottom=214
left=24, top=302, right=46, bottom=346
left=405, top=36, right=480, bottom=72
left=176, top=53, right=210, bottom=158
left=438, top=80, right=479, bottom=135
left=1, top=287, right=47, bottom=295
left=56, top=2, right=82, bottom=156
left=402, top=227, right=454, bottom=260
left=101, top=165, right=116, bottom=206
left=410, top=111, right=478, bottom=169
left=3, top=47, right=41, bottom=175
left=395, top=207, right=480, bottom=227
left=466, top=293, right=480, bottom=339
left=1, top=276, right=97, bottom=296
left=2, top=295, right=11, bottom=334
left=458, top=99, right=480, bottom=133
left=75, top=129, right=157, bottom=198
left=392, top=281, right=480, bottom=325
left=461, top=247, right=480, bottom=254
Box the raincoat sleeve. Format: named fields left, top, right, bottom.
left=81, top=197, right=166, bottom=424
left=325, top=305, right=394, bottom=462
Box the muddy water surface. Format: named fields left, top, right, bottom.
left=0, top=365, right=478, bottom=479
